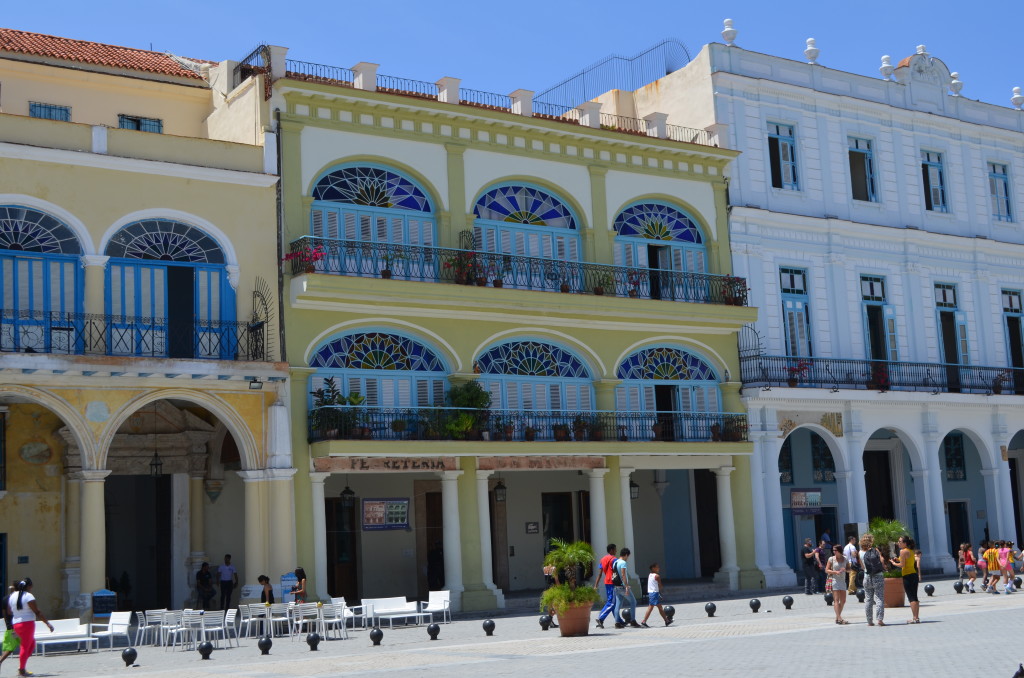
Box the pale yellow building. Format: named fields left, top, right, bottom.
left=0, top=29, right=289, bottom=616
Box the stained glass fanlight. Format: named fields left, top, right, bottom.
left=0, top=205, right=82, bottom=254
left=105, top=219, right=225, bottom=263
left=614, top=203, right=702, bottom=243
left=309, top=332, right=445, bottom=372
left=616, top=347, right=717, bottom=381
left=312, top=166, right=432, bottom=212
left=474, top=185, right=577, bottom=229
left=477, top=340, right=590, bottom=378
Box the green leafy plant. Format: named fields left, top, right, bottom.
left=539, top=539, right=601, bottom=614
left=868, top=517, right=910, bottom=577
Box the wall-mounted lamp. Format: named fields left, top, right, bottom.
left=629, top=479, right=640, bottom=500
left=494, top=479, right=507, bottom=502
left=149, top=450, right=163, bottom=478
left=249, top=378, right=264, bottom=390
left=340, top=475, right=356, bottom=507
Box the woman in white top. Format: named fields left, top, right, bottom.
left=8, top=578, right=53, bottom=677
left=825, top=544, right=849, bottom=625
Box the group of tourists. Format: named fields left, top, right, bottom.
left=802, top=531, right=922, bottom=626
left=958, top=540, right=1021, bottom=594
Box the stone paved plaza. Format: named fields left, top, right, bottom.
left=13, top=578, right=1024, bottom=678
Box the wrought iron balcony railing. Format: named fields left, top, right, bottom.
left=308, top=406, right=747, bottom=443
left=0, top=310, right=267, bottom=361
left=740, top=354, right=1023, bottom=395
left=288, top=237, right=748, bottom=306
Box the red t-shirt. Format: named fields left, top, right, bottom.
left=600, top=554, right=616, bottom=585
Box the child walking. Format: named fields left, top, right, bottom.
left=640, top=563, right=671, bottom=628
left=962, top=542, right=977, bottom=592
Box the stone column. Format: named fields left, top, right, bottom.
left=980, top=467, right=1013, bottom=540
left=440, top=470, right=465, bottom=611
left=62, top=474, right=82, bottom=615
left=756, top=435, right=796, bottom=586
left=588, top=469, right=609, bottom=560
left=913, top=468, right=956, bottom=573
left=310, top=472, right=330, bottom=601
left=171, top=474, right=190, bottom=608
left=834, top=471, right=853, bottom=528
left=845, top=436, right=868, bottom=526
left=619, top=467, right=637, bottom=580
left=474, top=470, right=504, bottom=604
left=79, top=470, right=111, bottom=613
left=188, top=475, right=206, bottom=600
left=267, top=469, right=298, bottom=582
left=996, top=463, right=1017, bottom=541
left=238, top=471, right=269, bottom=587
left=444, top=144, right=467, bottom=248
left=713, top=466, right=740, bottom=590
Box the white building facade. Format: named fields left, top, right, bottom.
left=612, top=29, right=1024, bottom=583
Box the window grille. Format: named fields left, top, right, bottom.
left=118, top=115, right=163, bottom=133
left=29, top=102, right=70, bottom=121
left=778, top=437, right=793, bottom=484
left=944, top=433, right=966, bottom=481
left=811, top=434, right=835, bottom=483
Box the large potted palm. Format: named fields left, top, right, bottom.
left=869, top=517, right=909, bottom=608
left=539, top=539, right=601, bottom=637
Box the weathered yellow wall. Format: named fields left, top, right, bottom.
left=2, top=404, right=65, bottom=612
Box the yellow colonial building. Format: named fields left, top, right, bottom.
left=251, top=51, right=760, bottom=610
left=0, top=29, right=289, bottom=616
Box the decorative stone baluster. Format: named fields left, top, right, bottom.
left=722, top=19, right=737, bottom=47
left=949, top=72, right=963, bottom=97
left=804, top=38, right=819, bottom=65
left=879, top=55, right=894, bottom=81
left=1012, top=87, right=1024, bottom=110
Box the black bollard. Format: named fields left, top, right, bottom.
left=427, top=623, right=440, bottom=640
left=197, top=641, right=213, bottom=660
left=824, top=592, right=834, bottom=606
left=781, top=595, right=794, bottom=610
left=482, top=619, right=495, bottom=636
left=663, top=605, right=675, bottom=622
left=306, top=632, right=321, bottom=651
left=369, top=627, right=383, bottom=646
left=924, top=584, right=935, bottom=597
left=539, top=614, right=551, bottom=631
left=620, top=609, right=633, bottom=624
left=121, top=647, right=137, bottom=667
left=855, top=589, right=865, bottom=603
left=1016, top=577, right=1022, bottom=589
left=257, top=636, right=272, bottom=655
left=704, top=602, right=716, bottom=617
left=749, top=598, right=761, bottom=613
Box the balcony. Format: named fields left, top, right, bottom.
left=740, top=355, right=1021, bottom=395
left=287, top=237, right=749, bottom=306
left=308, top=406, right=747, bottom=444
left=0, top=310, right=267, bottom=361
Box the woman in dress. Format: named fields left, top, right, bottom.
left=825, top=544, right=849, bottom=624
left=291, top=567, right=308, bottom=603
left=8, top=578, right=53, bottom=677
left=890, top=536, right=921, bottom=623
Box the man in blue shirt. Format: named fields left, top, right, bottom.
left=612, top=548, right=640, bottom=629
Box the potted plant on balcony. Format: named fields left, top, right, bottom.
left=524, top=425, right=538, bottom=442
left=589, top=419, right=605, bottom=442
left=721, top=275, right=747, bottom=305
left=592, top=273, right=614, bottom=296
left=626, top=270, right=645, bottom=298
left=446, top=380, right=491, bottom=439
left=492, top=416, right=515, bottom=441
left=443, top=251, right=480, bottom=285
left=553, top=423, right=570, bottom=441
left=572, top=416, right=590, bottom=441
left=380, top=250, right=404, bottom=279
left=866, top=364, right=890, bottom=392
left=992, top=369, right=1012, bottom=395
left=868, top=517, right=910, bottom=608
left=539, top=539, right=600, bottom=637
left=390, top=418, right=407, bottom=439
left=786, top=360, right=811, bottom=388
left=283, top=244, right=326, bottom=274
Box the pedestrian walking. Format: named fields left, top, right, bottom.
left=800, top=538, right=817, bottom=595
left=612, top=548, right=639, bottom=629
left=843, top=535, right=860, bottom=593
left=8, top=578, right=53, bottom=677
left=1001, top=541, right=1017, bottom=593
left=593, top=543, right=620, bottom=629
left=979, top=541, right=991, bottom=591
left=542, top=557, right=560, bottom=628
left=890, top=535, right=921, bottom=623
left=640, top=563, right=670, bottom=628
left=0, top=582, right=19, bottom=671
left=826, top=544, right=849, bottom=624
left=962, top=542, right=977, bottom=592
left=859, top=533, right=887, bottom=626
left=984, top=541, right=1001, bottom=593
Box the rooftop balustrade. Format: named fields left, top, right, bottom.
left=287, top=237, right=749, bottom=306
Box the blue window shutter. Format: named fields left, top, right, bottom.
left=954, top=311, right=970, bottom=364
left=883, top=304, right=899, bottom=362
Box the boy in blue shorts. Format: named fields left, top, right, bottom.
left=640, top=563, right=671, bottom=627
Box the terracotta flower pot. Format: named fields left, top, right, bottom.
left=555, top=601, right=594, bottom=637
left=787, top=378, right=798, bottom=388
left=884, top=576, right=905, bottom=608
left=492, top=279, right=503, bottom=288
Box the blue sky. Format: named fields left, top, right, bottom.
left=5, top=0, right=1023, bottom=109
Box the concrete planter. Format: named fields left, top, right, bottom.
left=555, top=602, right=594, bottom=637
left=884, top=576, right=905, bottom=607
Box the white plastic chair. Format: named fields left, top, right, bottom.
left=321, top=602, right=349, bottom=640
left=290, top=603, right=322, bottom=639
left=239, top=604, right=261, bottom=638
left=92, top=611, right=132, bottom=649
left=268, top=603, right=291, bottom=637
left=331, top=597, right=365, bottom=629
left=420, top=590, right=451, bottom=623
left=135, top=609, right=165, bottom=645
left=203, top=610, right=237, bottom=648
left=165, top=610, right=203, bottom=651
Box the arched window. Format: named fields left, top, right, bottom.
left=613, top=202, right=708, bottom=300
left=310, top=165, right=435, bottom=246
left=476, top=340, right=593, bottom=410
left=615, top=346, right=721, bottom=441
left=104, top=219, right=233, bottom=359
left=309, top=331, right=448, bottom=407
left=0, top=205, right=84, bottom=352
left=473, top=184, right=580, bottom=261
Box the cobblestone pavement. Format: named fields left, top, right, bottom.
left=14, top=578, right=1024, bottom=678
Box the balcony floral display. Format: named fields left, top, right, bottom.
left=786, top=360, right=811, bottom=387
left=283, top=244, right=326, bottom=273
left=992, top=368, right=1013, bottom=394
left=443, top=251, right=482, bottom=285
left=721, top=275, right=748, bottom=305
left=866, top=364, right=890, bottom=392
left=626, top=270, right=646, bottom=298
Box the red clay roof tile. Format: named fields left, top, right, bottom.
left=0, top=27, right=211, bottom=80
